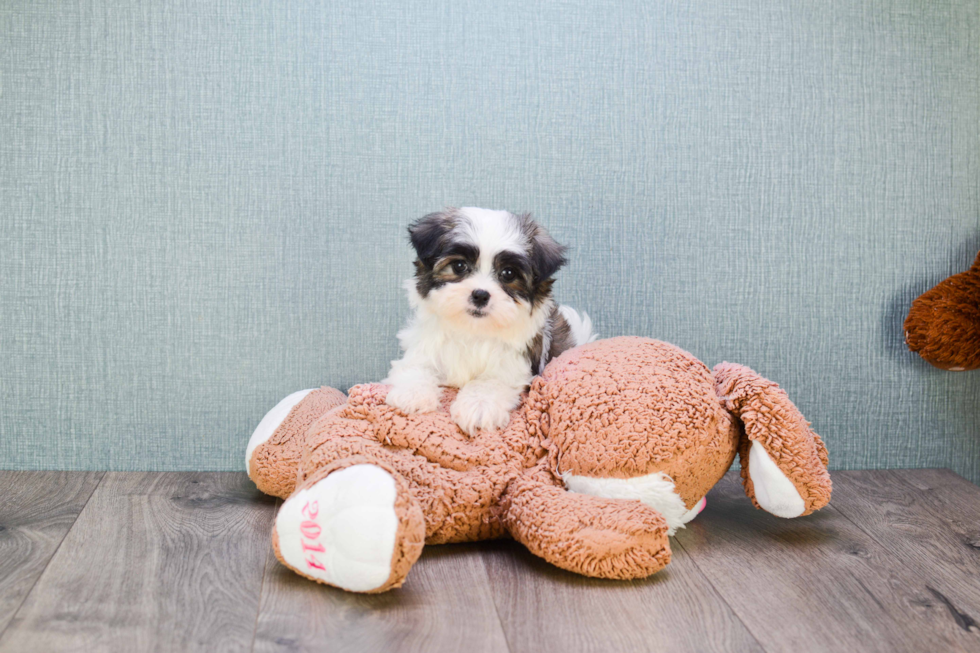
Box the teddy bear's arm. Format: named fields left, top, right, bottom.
left=714, top=363, right=832, bottom=517
left=501, top=464, right=672, bottom=580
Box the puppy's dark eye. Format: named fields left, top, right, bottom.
left=500, top=267, right=516, bottom=282
left=451, top=260, right=467, bottom=275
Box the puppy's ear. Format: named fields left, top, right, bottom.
left=408, top=210, right=456, bottom=267
left=520, top=214, right=568, bottom=283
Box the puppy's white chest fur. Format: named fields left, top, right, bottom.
left=406, top=325, right=532, bottom=389
left=395, top=292, right=548, bottom=390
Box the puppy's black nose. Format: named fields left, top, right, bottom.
left=470, top=289, right=490, bottom=308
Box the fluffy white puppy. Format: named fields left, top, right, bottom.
left=384, top=207, right=594, bottom=435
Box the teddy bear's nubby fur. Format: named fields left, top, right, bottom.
left=247, top=336, right=831, bottom=593
left=905, top=249, right=980, bottom=371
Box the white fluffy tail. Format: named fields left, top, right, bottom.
left=558, top=305, right=597, bottom=347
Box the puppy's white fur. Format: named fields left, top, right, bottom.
left=384, top=207, right=590, bottom=435
left=386, top=279, right=551, bottom=433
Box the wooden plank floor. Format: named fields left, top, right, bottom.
left=0, top=470, right=977, bottom=653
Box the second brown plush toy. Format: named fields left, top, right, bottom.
left=246, top=336, right=831, bottom=593
left=905, top=249, right=980, bottom=371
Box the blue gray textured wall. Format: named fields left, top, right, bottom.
left=2, top=1, right=979, bottom=478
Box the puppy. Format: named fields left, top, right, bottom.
left=384, top=207, right=594, bottom=436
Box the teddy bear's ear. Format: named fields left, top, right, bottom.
left=518, top=213, right=568, bottom=283
left=408, top=209, right=457, bottom=267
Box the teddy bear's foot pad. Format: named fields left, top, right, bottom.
left=245, top=388, right=316, bottom=473
left=748, top=441, right=806, bottom=518
left=274, top=464, right=400, bottom=592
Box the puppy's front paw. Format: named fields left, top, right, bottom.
left=385, top=382, right=442, bottom=415
left=450, top=389, right=513, bottom=436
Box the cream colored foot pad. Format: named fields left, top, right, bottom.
left=275, top=464, right=399, bottom=592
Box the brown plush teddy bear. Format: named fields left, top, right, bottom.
left=905, top=249, right=980, bottom=371
left=246, top=336, right=831, bottom=593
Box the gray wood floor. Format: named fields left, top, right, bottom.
left=0, top=470, right=978, bottom=653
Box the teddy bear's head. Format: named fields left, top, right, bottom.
left=526, top=336, right=739, bottom=532
left=905, top=250, right=980, bottom=371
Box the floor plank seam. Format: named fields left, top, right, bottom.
left=670, top=535, right=768, bottom=653
left=829, top=471, right=980, bottom=638
left=479, top=551, right=515, bottom=653
left=249, top=498, right=280, bottom=653
left=0, top=471, right=107, bottom=647
left=829, top=476, right=930, bottom=552
left=883, top=468, right=979, bottom=503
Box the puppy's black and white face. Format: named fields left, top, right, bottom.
left=407, top=207, right=567, bottom=338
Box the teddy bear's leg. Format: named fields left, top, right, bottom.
left=246, top=387, right=347, bottom=498
left=273, top=455, right=425, bottom=593
left=299, top=433, right=506, bottom=544
left=502, top=465, right=672, bottom=580
left=714, top=363, right=831, bottom=517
